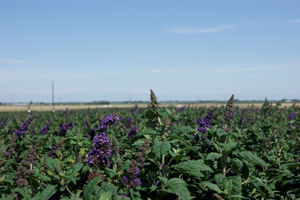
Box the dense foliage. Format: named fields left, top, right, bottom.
left=0, top=93, right=299, bottom=200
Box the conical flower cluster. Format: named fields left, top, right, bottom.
left=224, top=94, right=234, bottom=125
left=85, top=132, right=112, bottom=168
left=150, top=89, right=158, bottom=109
left=15, top=118, right=32, bottom=138
left=98, top=114, right=120, bottom=132
left=195, top=110, right=214, bottom=141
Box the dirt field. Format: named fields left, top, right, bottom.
left=0, top=103, right=298, bottom=112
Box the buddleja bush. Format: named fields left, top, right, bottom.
left=0, top=91, right=299, bottom=200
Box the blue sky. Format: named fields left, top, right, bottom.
left=0, top=0, right=300, bottom=102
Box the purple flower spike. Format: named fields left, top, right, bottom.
left=98, top=114, right=120, bottom=131
left=121, top=176, right=128, bottom=185
left=197, top=110, right=213, bottom=135
left=288, top=112, right=295, bottom=121
left=130, top=178, right=142, bottom=187
left=86, top=132, right=112, bottom=168
left=127, top=126, right=138, bottom=138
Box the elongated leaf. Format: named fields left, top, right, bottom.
left=228, top=176, right=242, bottom=195
left=201, top=181, right=223, bottom=194
left=206, top=152, right=222, bottom=161
left=238, top=151, right=268, bottom=168
left=214, top=174, right=228, bottom=191
left=172, top=159, right=213, bottom=178
left=38, top=185, right=57, bottom=200
left=99, top=191, right=112, bottom=200
left=153, top=139, right=170, bottom=160
left=66, top=162, right=83, bottom=177
left=46, top=157, right=61, bottom=173
left=83, top=176, right=100, bottom=200
left=223, top=141, right=237, bottom=152
left=160, top=178, right=193, bottom=200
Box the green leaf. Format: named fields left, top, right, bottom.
left=83, top=176, right=100, bottom=200
left=100, top=182, right=119, bottom=193
left=36, top=173, right=51, bottom=182
left=172, top=159, right=213, bottom=178
left=119, top=160, right=131, bottom=171
left=36, top=185, right=57, bottom=200
left=46, top=157, right=61, bottom=173
left=13, top=187, right=32, bottom=199
left=160, top=178, right=193, bottom=200
left=99, top=191, right=112, bottom=200
left=279, top=162, right=300, bottom=169
left=228, top=176, right=242, bottom=195
left=228, top=195, right=250, bottom=199
left=145, top=109, right=157, bottom=119
left=231, top=158, right=243, bottom=169
left=238, top=151, right=268, bottom=168
left=105, top=168, right=118, bottom=178
left=206, top=152, right=222, bottom=161
left=153, top=139, right=170, bottom=160
left=66, top=162, right=83, bottom=177
left=214, top=174, right=228, bottom=191
left=174, top=126, right=196, bottom=135
left=141, top=129, right=159, bottom=136
left=201, top=181, right=223, bottom=194
left=223, top=141, right=237, bottom=152
left=95, top=182, right=119, bottom=199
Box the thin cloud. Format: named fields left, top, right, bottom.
left=151, top=66, right=288, bottom=74
left=0, top=59, right=33, bottom=65
left=212, top=67, right=287, bottom=73
left=167, top=24, right=235, bottom=34
left=151, top=68, right=194, bottom=73
left=287, top=19, right=300, bottom=24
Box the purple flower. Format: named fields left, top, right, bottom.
left=15, top=118, right=32, bottom=138
left=86, top=132, right=112, bottom=168
left=179, top=106, right=185, bottom=112
left=59, top=121, right=73, bottom=136
left=127, top=126, right=138, bottom=138
left=98, top=114, right=120, bottom=131
left=197, top=110, right=213, bottom=134
left=155, top=180, right=160, bottom=186
left=40, top=125, right=49, bottom=135
left=177, top=119, right=182, bottom=125
left=121, top=176, right=128, bottom=185
left=222, top=126, right=230, bottom=131
left=196, top=110, right=213, bottom=141
left=128, top=167, right=140, bottom=175
left=288, top=112, right=295, bottom=121
left=130, top=105, right=138, bottom=115
left=195, top=117, right=201, bottom=125
left=126, top=117, right=133, bottom=128
left=130, top=178, right=141, bottom=187
left=198, top=127, right=207, bottom=134
left=120, top=194, right=128, bottom=199
left=6, top=147, right=14, bottom=157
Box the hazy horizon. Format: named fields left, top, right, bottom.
left=1, top=1, right=300, bottom=102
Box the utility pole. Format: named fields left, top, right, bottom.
left=52, top=81, right=55, bottom=112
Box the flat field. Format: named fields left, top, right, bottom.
left=0, top=100, right=299, bottom=199
left=0, top=102, right=298, bottom=112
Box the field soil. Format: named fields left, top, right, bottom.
left=0, top=102, right=298, bottom=112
